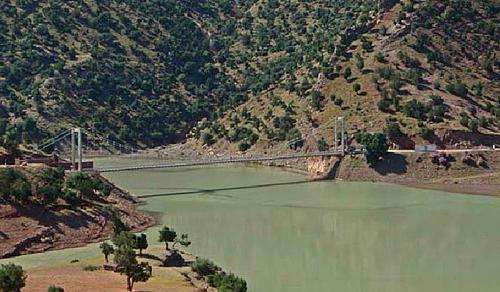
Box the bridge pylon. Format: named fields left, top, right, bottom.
left=333, top=117, right=346, bottom=155
left=70, top=128, right=83, bottom=171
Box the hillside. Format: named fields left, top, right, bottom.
left=0, top=0, right=498, bottom=153
left=0, top=166, right=154, bottom=258
left=194, top=0, right=499, bottom=153
left=0, top=0, right=241, bottom=148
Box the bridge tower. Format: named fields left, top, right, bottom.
left=70, top=128, right=83, bottom=171
left=333, top=117, right=346, bottom=155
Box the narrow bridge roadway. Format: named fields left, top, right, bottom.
left=94, top=151, right=343, bottom=173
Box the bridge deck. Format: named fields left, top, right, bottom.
left=94, top=151, right=343, bottom=173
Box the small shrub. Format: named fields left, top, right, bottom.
left=460, top=112, right=470, bottom=128
left=469, top=119, right=479, bottom=132
left=404, top=99, right=427, bottom=120
left=203, top=133, right=216, bottom=146
left=353, top=83, right=361, bottom=93
left=63, top=190, right=78, bottom=206
left=479, top=116, right=489, bottom=128
left=378, top=99, right=391, bottom=112
left=238, top=142, right=251, bottom=152
left=384, top=119, right=403, bottom=140
left=48, top=285, right=65, bottom=292
left=343, top=67, right=352, bottom=79
left=419, top=126, right=433, bottom=140
left=446, top=81, right=468, bottom=97
left=375, top=52, right=385, bottom=62
left=208, top=272, right=247, bottom=292
left=191, top=258, right=220, bottom=277
left=317, top=137, right=329, bottom=151
left=433, top=80, right=441, bottom=89
left=82, top=265, right=101, bottom=272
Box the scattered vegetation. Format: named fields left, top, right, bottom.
left=0, top=167, right=113, bottom=206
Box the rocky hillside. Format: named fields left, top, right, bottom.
left=193, top=0, right=499, bottom=152
left=0, top=0, right=498, bottom=152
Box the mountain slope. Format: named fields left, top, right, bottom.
left=0, top=0, right=241, bottom=147
left=0, top=0, right=498, bottom=153
left=193, top=0, right=499, bottom=152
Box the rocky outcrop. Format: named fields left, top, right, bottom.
left=307, top=156, right=342, bottom=180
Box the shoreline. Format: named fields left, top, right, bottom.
left=96, top=152, right=500, bottom=198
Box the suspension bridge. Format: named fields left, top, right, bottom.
left=34, top=117, right=348, bottom=173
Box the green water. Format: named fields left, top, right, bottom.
left=3, top=159, right=500, bottom=291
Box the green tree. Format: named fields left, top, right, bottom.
left=469, top=119, right=479, bottom=132
left=460, top=112, right=470, bottom=128
left=378, top=99, right=391, bottom=112
left=66, top=172, right=95, bottom=197
left=135, top=234, right=148, bottom=256
left=202, top=133, right=216, bottom=146
left=375, top=52, right=385, bottom=62
left=191, top=258, right=220, bottom=277
left=286, top=128, right=303, bottom=150
left=479, top=116, right=489, bottom=128
left=353, top=83, right=361, bottom=93
left=0, top=168, right=32, bottom=202
left=158, top=226, right=177, bottom=251
left=317, top=137, right=329, bottom=151
left=0, top=263, right=27, bottom=292
left=37, top=167, right=64, bottom=204
left=343, top=67, right=352, bottom=80
left=310, top=90, right=323, bottom=111
left=362, top=133, right=388, bottom=166
left=404, top=99, right=427, bottom=120
left=419, top=126, right=433, bottom=140
left=446, top=81, right=468, bottom=97
left=114, top=243, right=151, bottom=291
left=355, top=54, right=364, bottom=71
left=100, top=242, right=114, bottom=263
left=383, top=119, right=403, bottom=140
left=112, top=231, right=136, bottom=249
left=238, top=142, right=251, bottom=152
left=334, top=97, right=344, bottom=107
